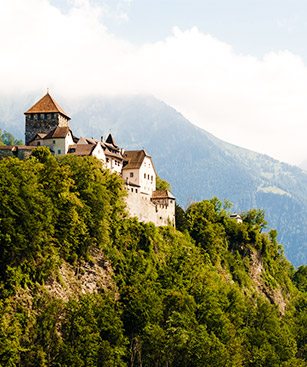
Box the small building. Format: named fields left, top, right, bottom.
left=28, top=126, right=76, bottom=156
left=230, top=213, right=243, bottom=224
left=122, top=150, right=156, bottom=195
left=151, top=190, right=176, bottom=226
left=67, top=134, right=123, bottom=174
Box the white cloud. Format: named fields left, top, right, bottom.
left=1, top=0, right=307, bottom=165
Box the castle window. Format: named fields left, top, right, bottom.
left=30, top=114, right=34, bottom=120
left=144, top=173, right=146, bottom=179
left=151, top=175, right=153, bottom=181
left=131, top=188, right=133, bottom=192
left=130, top=172, right=134, bottom=178
left=51, top=113, right=55, bottom=119
left=37, top=142, right=40, bottom=146
left=44, top=113, right=48, bottom=119
left=37, top=114, right=41, bottom=120
left=53, top=140, right=56, bottom=144
left=148, top=174, right=150, bottom=179
left=135, top=189, right=138, bottom=193
left=58, top=150, right=61, bottom=154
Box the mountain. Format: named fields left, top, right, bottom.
left=1, top=153, right=305, bottom=365
left=1, top=94, right=307, bottom=266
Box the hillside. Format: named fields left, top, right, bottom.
left=69, top=95, right=307, bottom=267
left=1, top=152, right=307, bottom=366
left=1, top=94, right=307, bottom=266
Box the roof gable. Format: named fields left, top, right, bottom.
left=25, top=93, right=70, bottom=119
left=67, top=144, right=96, bottom=156
left=44, top=126, right=71, bottom=139
left=123, top=150, right=156, bottom=173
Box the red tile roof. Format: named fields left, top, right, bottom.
left=24, top=93, right=70, bottom=119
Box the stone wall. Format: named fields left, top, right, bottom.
left=125, top=190, right=175, bottom=227
left=0, top=146, right=36, bottom=160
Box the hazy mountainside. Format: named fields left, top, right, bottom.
left=67, top=95, right=307, bottom=267
left=1, top=94, right=307, bottom=266
left=299, top=158, right=307, bottom=171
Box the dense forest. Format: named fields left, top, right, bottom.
left=1, top=148, right=307, bottom=366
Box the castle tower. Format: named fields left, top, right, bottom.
left=24, top=92, right=71, bottom=145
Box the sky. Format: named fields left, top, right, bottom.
left=1, top=0, right=307, bottom=165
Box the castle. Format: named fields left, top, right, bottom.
left=1, top=93, right=175, bottom=227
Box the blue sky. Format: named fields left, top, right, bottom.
left=1, top=0, right=307, bottom=165
left=52, top=0, right=307, bottom=58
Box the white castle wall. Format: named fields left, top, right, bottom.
left=125, top=190, right=175, bottom=227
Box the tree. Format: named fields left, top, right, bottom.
left=241, top=208, right=268, bottom=233
left=0, top=129, right=23, bottom=146
left=30, top=146, right=52, bottom=163
left=175, top=204, right=188, bottom=232
left=156, top=175, right=172, bottom=191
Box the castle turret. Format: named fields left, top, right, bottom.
left=24, top=92, right=70, bottom=145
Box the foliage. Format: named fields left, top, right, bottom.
left=0, top=158, right=306, bottom=366
left=30, top=146, right=52, bottom=163
left=0, top=155, right=126, bottom=294
left=156, top=175, right=172, bottom=191
left=0, top=129, right=23, bottom=146
left=175, top=203, right=188, bottom=232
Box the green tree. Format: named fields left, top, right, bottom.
left=175, top=204, right=188, bottom=232
left=30, top=146, right=52, bottom=163
left=156, top=175, right=172, bottom=191
left=0, top=129, right=23, bottom=145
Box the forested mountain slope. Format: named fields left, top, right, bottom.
left=1, top=151, right=307, bottom=366
left=1, top=94, right=307, bottom=266
left=68, top=95, right=307, bottom=267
